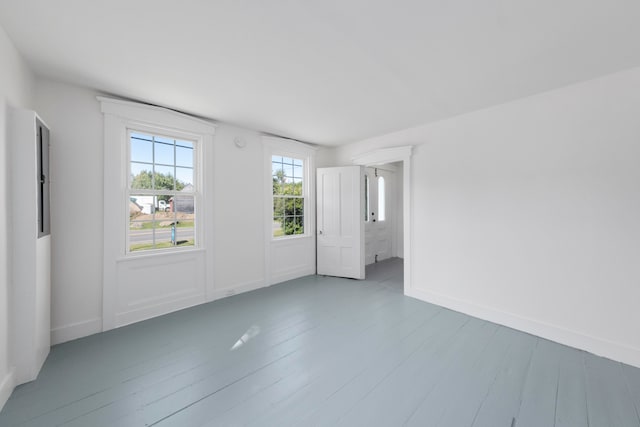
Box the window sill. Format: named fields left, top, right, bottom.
left=271, top=234, right=313, bottom=243
left=118, top=246, right=205, bottom=262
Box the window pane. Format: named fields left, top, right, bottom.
left=130, top=194, right=155, bottom=215
left=292, top=178, right=303, bottom=196
left=282, top=181, right=296, bottom=195
left=154, top=137, right=174, bottom=165
left=273, top=217, right=284, bottom=237
left=283, top=164, right=294, bottom=179
left=175, top=141, right=194, bottom=167
left=129, top=220, right=155, bottom=252
left=174, top=194, right=195, bottom=215
left=131, top=136, right=152, bottom=163
left=154, top=165, right=175, bottom=190
left=378, top=176, right=386, bottom=221
left=283, top=216, right=304, bottom=236
left=294, top=198, right=303, bottom=216
left=174, top=195, right=195, bottom=247
left=176, top=167, right=193, bottom=188
left=273, top=172, right=284, bottom=195
left=130, top=164, right=152, bottom=189
left=293, top=165, right=303, bottom=179
left=155, top=195, right=172, bottom=212
left=273, top=197, right=285, bottom=217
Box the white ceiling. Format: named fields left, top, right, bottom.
left=2, top=0, right=640, bottom=145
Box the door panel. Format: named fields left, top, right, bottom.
left=317, top=166, right=364, bottom=279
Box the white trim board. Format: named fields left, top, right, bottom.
left=0, top=368, right=16, bottom=412
left=50, top=318, right=102, bottom=346
left=407, top=287, right=640, bottom=369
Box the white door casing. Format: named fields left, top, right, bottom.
left=316, top=166, right=365, bottom=279
left=352, top=146, right=413, bottom=293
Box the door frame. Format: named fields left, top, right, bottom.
left=352, top=146, right=413, bottom=294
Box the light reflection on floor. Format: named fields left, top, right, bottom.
left=230, top=325, right=261, bottom=351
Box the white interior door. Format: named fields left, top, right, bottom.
left=316, top=166, right=365, bottom=279
left=365, top=167, right=393, bottom=265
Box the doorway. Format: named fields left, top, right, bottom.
left=364, top=164, right=400, bottom=265
left=353, top=146, right=413, bottom=294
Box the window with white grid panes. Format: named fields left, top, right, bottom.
left=272, top=155, right=304, bottom=238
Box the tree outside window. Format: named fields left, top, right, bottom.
left=272, top=156, right=304, bottom=237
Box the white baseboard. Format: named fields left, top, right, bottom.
left=210, top=279, right=266, bottom=301
left=406, top=287, right=640, bottom=369
left=50, top=317, right=102, bottom=345
left=0, top=367, right=15, bottom=412
left=270, top=267, right=315, bottom=286
left=116, top=294, right=206, bottom=328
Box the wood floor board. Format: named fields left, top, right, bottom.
left=334, top=319, right=496, bottom=426
left=470, top=332, right=537, bottom=427
left=406, top=326, right=519, bottom=426
left=513, top=338, right=563, bottom=427
left=294, top=309, right=471, bottom=426
left=7, top=276, right=399, bottom=425
left=148, top=296, right=437, bottom=426
left=554, top=345, right=590, bottom=427
left=2, top=258, right=640, bottom=427
left=584, top=353, right=640, bottom=427
left=196, top=299, right=441, bottom=426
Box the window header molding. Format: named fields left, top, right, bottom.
left=352, top=145, right=413, bottom=166
left=98, top=96, right=217, bottom=135
left=262, top=135, right=318, bottom=155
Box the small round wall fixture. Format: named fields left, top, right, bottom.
left=234, top=137, right=246, bottom=149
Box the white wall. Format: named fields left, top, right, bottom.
left=333, top=67, right=640, bottom=368
left=212, top=126, right=266, bottom=296
left=34, top=79, right=104, bottom=343
left=34, top=78, right=317, bottom=343
left=0, top=24, right=35, bottom=410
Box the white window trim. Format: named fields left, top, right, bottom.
left=100, top=96, right=216, bottom=330
left=264, top=137, right=316, bottom=242
left=263, top=136, right=317, bottom=286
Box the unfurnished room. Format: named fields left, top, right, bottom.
left=1, top=1, right=640, bottom=426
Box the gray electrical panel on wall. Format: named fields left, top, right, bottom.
left=36, top=118, right=50, bottom=237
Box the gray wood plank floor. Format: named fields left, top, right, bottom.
left=2, top=258, right=640, bottom=426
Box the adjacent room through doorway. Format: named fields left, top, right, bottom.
left=364, top=161, right=404, bottom=289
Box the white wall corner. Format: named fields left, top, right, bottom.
left=0, top=367, right=16, bottom=412
left=406, top=287, right=640, bottom=369
left=50, top=317, right=102, bottom=345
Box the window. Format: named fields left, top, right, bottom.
left=378, top=176, right=386, bottom=221
left=128, top=131, right=196, bottom=252
left=272, top=155, right=304, bottom=238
